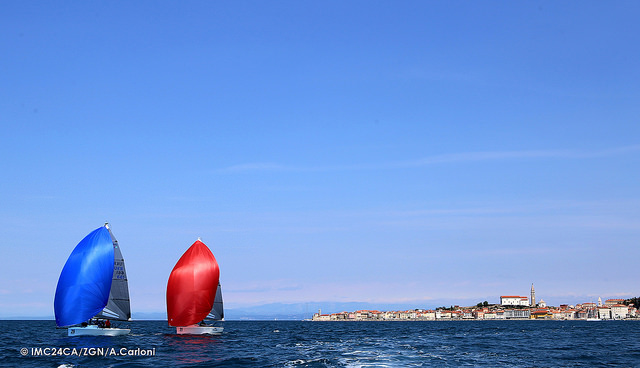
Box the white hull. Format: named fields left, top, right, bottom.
left=176, top=325, right=223, bottom=335
left=68, top=325, right=130, bottom=336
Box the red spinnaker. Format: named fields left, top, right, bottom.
left=166, top=240, right=220, bottom=326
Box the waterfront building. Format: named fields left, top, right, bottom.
left=576, top=310, right=588, bottom=319
left=313, top=311, right=331, bottom=321
left=484, top=311, right=497, bottom=319
left=438, top=310, right=452, bottom=319
left=418, top=310, right=436, bottom=320
left=504, top=309, right=530, bottom=319
left=605, top=299, right=625, bottom=306
left=356, top=310, right=373, bottom=320
left=610, top=304, right=628, bottom=319
left=500, top=295, right=529, bottom=306
left=597, top=306, right=611, bottom=319
left=564, top=309, right=577, bottom=319
left=463, top=310, right=474, bottom=319
left=531, top=309, right=552, bottom=319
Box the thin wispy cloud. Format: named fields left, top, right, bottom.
left=222, top=162, right=294, bottom=172
left=219, top=144, right=640, bottom=173
left=398, top=149, right=567, bottom=167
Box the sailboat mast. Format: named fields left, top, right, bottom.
left=96, top=223, right=131, bottom=321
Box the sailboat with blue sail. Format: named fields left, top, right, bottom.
left=54, top=223, right=131, bottom=336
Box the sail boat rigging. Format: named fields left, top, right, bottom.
left=208, top=282, right=224, bottom=321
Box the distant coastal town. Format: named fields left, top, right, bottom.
left=312, top=285, right=640, bottom=321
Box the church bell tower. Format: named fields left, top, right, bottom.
left=531, top=283, right=536, bottom=307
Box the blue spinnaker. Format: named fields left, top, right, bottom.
left=54, top=226, right=114, bottom=327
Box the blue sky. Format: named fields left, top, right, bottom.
left=1, top=1, right=639, bottom=317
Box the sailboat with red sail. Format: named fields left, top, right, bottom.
left=166, top=238, right=224, bottom=334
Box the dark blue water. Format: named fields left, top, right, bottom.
left=2, top=320, right=640, bottom=367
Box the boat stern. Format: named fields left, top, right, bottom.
left=68, top=325, right=130, bottom=336
left=176, top=325, right=223, bottom=335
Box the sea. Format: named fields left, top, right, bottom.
left=1, top=320, right=640, bottom=367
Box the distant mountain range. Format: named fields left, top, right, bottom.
left=127, top=303, right=387, bottom=321
left=223, top=300, right=481, bottom=320
left=8, top=296, right=612, bottom=320
left=225, top=300, right=491, bottom=320
left=1, top=301, right=448, bottom=320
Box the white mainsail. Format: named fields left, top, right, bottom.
left=206, top=282, right=224, bottom=321
left=95, top=224, right=131, bottom=321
